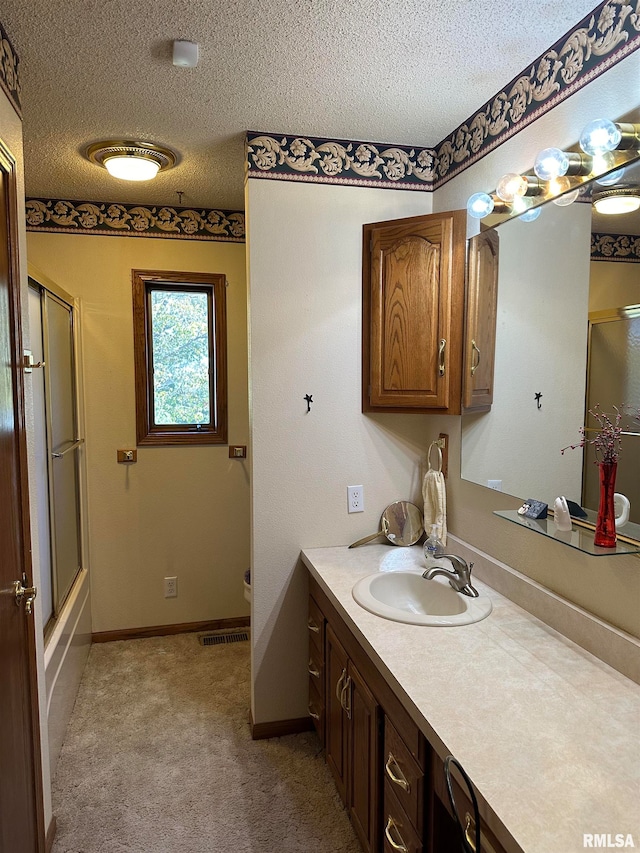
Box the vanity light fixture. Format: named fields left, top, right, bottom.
left=580, top=119, right=640, bottom=156
left=592, top=185, right=640, bottom=215
left=466, top=192, right=495, bottom=219
left=85, top=140, right=177, bottom=182
left=533, top=148, right=592, bottom=181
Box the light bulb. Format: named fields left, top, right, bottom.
left=547, top=176, right=571, bottom=196
left=467, top=192, right=494, bottom=219
left=104, top=154, right=161, bottom=181
left=579, top=119, right=621, bottom=156
left=496, top=173, right=527, bottom=202
left=553, top=189, right=580, bottom=207
left=597, top=167, right=625, bottom=187
left=534, top=148, right=570, bottom=180
left=520, top=206, right=541, bottom=222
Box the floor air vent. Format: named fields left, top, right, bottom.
left=198, top=629, right=250, bottom=646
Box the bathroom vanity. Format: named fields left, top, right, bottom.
left=302, top=545, right=640, bottom=853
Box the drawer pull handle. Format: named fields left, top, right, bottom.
left=438, top=338, right=446, bottom=376
left=385, top=753, right=411, bottom=793
left=307, top=618, right=320, bottom=634
left=335, top=668, right=347, bottom=701
left=308, top=660, right=320, bottom=678
left=465, top=812, right=498, bottom=853
left=340, top=675, right=352, bottom=720
left=384, top=816, right=408, bottom=853
left=470, top=339, right=481, bottom=376
left=308, top=704, right=320, bottom=721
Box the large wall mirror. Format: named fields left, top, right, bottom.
left=461, top=125, right=640, bottom=545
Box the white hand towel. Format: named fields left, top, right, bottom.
left=423, top=466, right=447, bottom=546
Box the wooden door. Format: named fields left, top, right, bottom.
left=347, top=662, right=380, bottom=853
left=363, top=210, right=466, bottom=413
left=0, top=145, right=45, bottom=852
left=463, top=228, right=499, bottom=412
left=325, top=625, right=349, bottom=804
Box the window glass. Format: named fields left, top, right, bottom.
left=150, top=289, right=212, bottom=426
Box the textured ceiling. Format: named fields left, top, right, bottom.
left=4, top=0, right=601, bottom=210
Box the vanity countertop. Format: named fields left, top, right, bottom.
left=301, top=544, right=640, bottom=853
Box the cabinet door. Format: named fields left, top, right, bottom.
left=463, top=228, right=499, bottom=412
left=348, top=662, right=380, bottom=853
left=325, top=625, right=349, bottom=804
left=363, top=210, right=466, bottom=413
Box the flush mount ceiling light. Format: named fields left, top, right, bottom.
left=85, top=140, right=177, bottom=181
left=592, top=185, right=640, bottom=215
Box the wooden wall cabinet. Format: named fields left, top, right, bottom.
left=362, top=211, right=498, bottom=415
left=309, top=576, right=511, bottom=853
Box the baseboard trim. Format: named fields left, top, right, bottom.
left=45, top=816, right=57, bottom=853
left=92, top=616, right=250, bottom=644
left=250, top=712, right=313, bottom=740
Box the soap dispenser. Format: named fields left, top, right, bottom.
left=423, top=524, right=445, bottom=566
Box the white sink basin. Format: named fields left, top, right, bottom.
left=352, top=569, right=492, bottom=626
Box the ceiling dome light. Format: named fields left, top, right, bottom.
left=103, top=154, right=160, bottom=181
left=592, top=185, right=640, bottom=215
left=467, top=192, right=494, bottom=219
left=579, top=119, right=622, bottom=156
left=85, top=140, right=177, bottom=181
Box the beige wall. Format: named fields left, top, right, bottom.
left=247, top=52, right=640, bottom=726
left=246, top=181, right=436, bottom=724
left=27, top=233, right=250, bottom=633
left=589, top=260, right=639, bottom=313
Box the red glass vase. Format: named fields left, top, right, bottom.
left=594, top=461, right=617, bottom=548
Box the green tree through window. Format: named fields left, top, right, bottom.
left=132, top=270, right=227, bottom=445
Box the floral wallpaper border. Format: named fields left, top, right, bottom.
left=247, top=0, right=639, bottom=191
left=25, top=198, right=245, bottom=242
left=0, top=19, right=21, bottom=118
left=591, top=232, right=640, bottom=262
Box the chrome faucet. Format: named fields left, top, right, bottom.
left=423, top=554, right=479, bottom=598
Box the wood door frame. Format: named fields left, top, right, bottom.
left=0, top=136, right=47, bottom=852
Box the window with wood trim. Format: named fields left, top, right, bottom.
left=132, top=270, right=227, bottom=445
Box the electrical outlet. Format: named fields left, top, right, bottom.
left=487, top=480, right=503, bottom=491
left=164, top=576, right=177, bottom=598
left=347, top=485, right=364, bottom=513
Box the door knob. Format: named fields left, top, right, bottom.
left=13, top=579, right=38, bottom=615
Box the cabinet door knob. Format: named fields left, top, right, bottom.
left=384, top=816, right=408, bottom=853
left=385, top=753, right=411, bottom=793
left=438, top=338, right=446, bottom=376
left=308, top=618, right=320, bottom=633
left=308, top=704, right=320, bottom=721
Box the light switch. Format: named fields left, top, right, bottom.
left=117, top=449, right=137, bottom=463
left=229, top=445, right=247, bottom=458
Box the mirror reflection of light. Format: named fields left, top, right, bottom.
left=597, top=167, right=626, bottom=186
left=553, top=188, right=580, bottom=207
left=520, top=206, right=542, bottom=222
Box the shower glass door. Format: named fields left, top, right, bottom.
left=29, top=278, right=84, bottom=627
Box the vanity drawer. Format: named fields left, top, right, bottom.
left=384, top=717, right=424, bottom=834
left=383, top=781, right=423, bottom=853
left=308, top=642, right=324, bottom=698
left=308, top=596, right=324, bottom=654
left=308, top=678, right=324, bottom=743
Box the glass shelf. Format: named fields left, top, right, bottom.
left=494, top=510, right=640, bottom=556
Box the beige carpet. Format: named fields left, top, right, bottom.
left=51, top=633, right=362, bottom=853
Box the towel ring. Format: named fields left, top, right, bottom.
left=428, top=440, right=443, bottom=474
